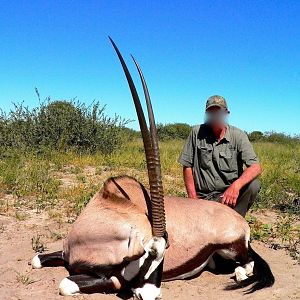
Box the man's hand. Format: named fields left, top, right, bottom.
left=220, top=164, right=262, bottom=207
left=221, top=181, right=242, bottom=207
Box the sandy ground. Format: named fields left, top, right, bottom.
left=0, top=211, right=299, bottom=300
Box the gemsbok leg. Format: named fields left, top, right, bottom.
left=131, top=259, right=164, bottom=300
left=58, top=274, right=123, bottom=296
left=31, top=251, right=66, bottom=269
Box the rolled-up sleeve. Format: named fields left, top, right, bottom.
left=238, top=132, right=259, bottom=167
left=178, top=130, right=195, bottom=167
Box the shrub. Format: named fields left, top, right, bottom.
left=0, top=99, right=130, bottom=154
left=157, top=123, right=192, bottom=141
left=264, top=131, right=300, bottom=144
left=247, top=130, right=300, bottom=144
left=248, top=131, right=264, bottom=142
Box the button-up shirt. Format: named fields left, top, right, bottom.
left=178, top=124, right=259, bottom=197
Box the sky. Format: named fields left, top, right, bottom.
left=0, top=1, right=299, bottom=134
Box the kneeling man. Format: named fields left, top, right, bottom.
left=178, top=95, right=261, bottom=217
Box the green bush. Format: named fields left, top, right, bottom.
left=0, top=99, right=130, bottom=154
left=248, top=131, right=264, bottom=142
left=248, top=130, right=300, bottom=144
left=157, top=123, right=192, bottom=141
left=264, top=131, right=300, bottom=144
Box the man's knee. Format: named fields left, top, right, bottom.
left=235, top=178, right=261, bottom=216
left=245, top=178, right=261, bottom=196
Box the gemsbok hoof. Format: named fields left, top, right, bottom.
left=235, top=261, right=254, bottom=282
left=59, top=277, right=80, bottom=296
left=235, top=266, right=248, bottom=282
left=31, top=254, right=42, bottom=269
left=132, top=283, right=162, bottom=300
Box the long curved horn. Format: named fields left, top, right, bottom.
left=131, top=55, right=166, bottom=235
left=108, top=37, right=149, bottom=142
left=109, top=37, right=166, bottom=238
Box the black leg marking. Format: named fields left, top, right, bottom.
left=63, top=274, right=117, bottom=294
left=39, top=251, right=67, bottom=267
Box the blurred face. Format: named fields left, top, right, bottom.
left=205, top=106, right=229, bottom=128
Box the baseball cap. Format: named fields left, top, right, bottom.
left=205, top=95, right=228, bottom=111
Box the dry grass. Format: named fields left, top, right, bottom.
left=0, top=139, right=299, bottom=261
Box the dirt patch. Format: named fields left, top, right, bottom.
left=0, top=213, right=299, bottom=300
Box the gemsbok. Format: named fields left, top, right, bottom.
left=31, top=38, right=275, bottom=300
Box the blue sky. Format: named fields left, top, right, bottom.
left=0, top=1, right=299, bottom=134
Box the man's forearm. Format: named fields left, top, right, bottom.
left=183, top=166, right=197, bottom=199
left=234, top=163, right=262, bottom=189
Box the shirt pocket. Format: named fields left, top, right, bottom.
left=197, top=146, right=212, bottom=169
left=219, top=150, right=238, bottom=173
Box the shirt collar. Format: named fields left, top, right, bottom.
left=223, top=124, right=231, bottom=142
left=202, top=123, right=231, bottom=143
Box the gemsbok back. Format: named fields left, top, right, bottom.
left=31, top=38, right=274, bottom=300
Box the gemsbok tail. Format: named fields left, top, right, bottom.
left=225, top=242, right=275, bottom=293
left=245, top=242, right=275, bottom=293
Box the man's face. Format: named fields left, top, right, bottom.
left=205, top=106, right=229, bottom=128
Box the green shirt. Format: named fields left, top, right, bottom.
left=178, top=124, right=259, bottom=197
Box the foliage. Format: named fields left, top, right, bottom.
left=31, top=234, right=47, bottom=253
left=253, top=142, right=300, bottom=215
left=248, top=131, right=264, bottom=142
left=157, top=123, right=192, bottom=141
left=247, top=214, right=300, bottom=262
left=15, top=271, right=36, bottom=285
left=248, top=130, right=300, bottom=144
left=0, top=151, right=60, bottom=212
left=0, top=99, right=130, bottom=154
left=1, top=139, right=300, bottom=214
left=0, top=130, right=299, bottom=261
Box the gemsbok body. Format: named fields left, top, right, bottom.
left=31, top=38, right=274, bottom=300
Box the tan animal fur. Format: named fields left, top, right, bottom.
left=63, top=176, right=249, bottom=281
